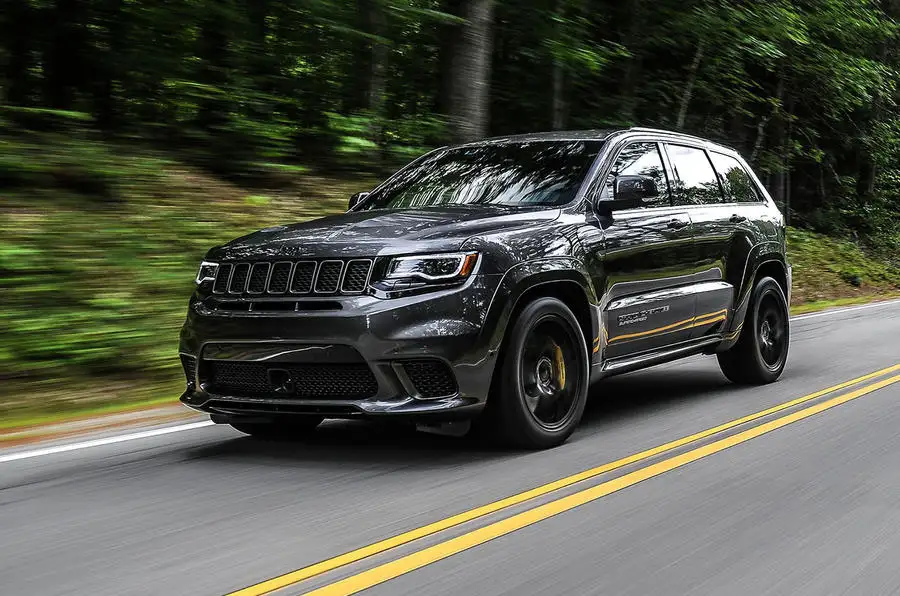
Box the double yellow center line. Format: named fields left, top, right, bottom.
left=229, top=363, right=900, bottom=596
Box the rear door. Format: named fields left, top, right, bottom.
left=707, top=150, right=779, bottom=320
left=587, top=141, right=697, bottom=360
left=664, top=143, right=734, bottom=338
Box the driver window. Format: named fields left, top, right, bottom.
left=599, top=142, right=670, bottom=207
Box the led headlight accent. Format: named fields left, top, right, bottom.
left=195, top=261, right=219, bottom=285
left=385, top=252, right=479, bottom=282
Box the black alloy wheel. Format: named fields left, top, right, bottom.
left=718, top=276, right=789, bottom=384
left=520, top=316, right=582, bottom=431
left=484, top=297, right=589, bottom=449
left=757, top=291, right=787, bottom=370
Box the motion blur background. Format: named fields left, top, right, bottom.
left=1, top=0, right=899, bottom=425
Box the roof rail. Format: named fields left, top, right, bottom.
left=625, top=127, right=707, bottom=140
left=623, top=127, right=737, bottom=151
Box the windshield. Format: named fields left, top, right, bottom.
left=360, top=141, right=604, bottom=210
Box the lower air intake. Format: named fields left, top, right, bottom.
left=401, top=359, right=458, bottom=398
left=205, top=361, right=378, bottom=400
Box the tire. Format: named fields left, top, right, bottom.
left=230, top=416, right=323, bottom=440
left=717, top=276, right=789, bottom=385
left=483, top=297, right=589, bottom=449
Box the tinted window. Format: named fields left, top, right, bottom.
left=599, top=142, right=670, bottom=208
left=360, top=141, right=604, bottom=210
left=666, top=144, right=724, bottom=206
left=710, top=153, right=760, bottom=203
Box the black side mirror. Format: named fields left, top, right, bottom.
left=595, top=175, right=660, bottom=215
left=348, top=191, right=370, bottom=210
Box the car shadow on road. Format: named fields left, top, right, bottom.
left=580, top=366, right=733, bottom=429
left=186, top=363, right=734, bottom=466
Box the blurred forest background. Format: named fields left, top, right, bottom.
left=2, top=0, right=900, bottom=422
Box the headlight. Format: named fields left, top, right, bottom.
left=195, top=261, right=219, bottom=285
left=373, top=252, right=479, bottom=293
left=385, top=252, right=479, bottom=281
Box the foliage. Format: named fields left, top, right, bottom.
left=2, top=0, right=900, bottom=417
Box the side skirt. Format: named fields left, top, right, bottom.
left=593, top=335, right=723, bottom=380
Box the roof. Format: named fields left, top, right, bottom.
left=468, top=127, right=739, bottom=155
left=473, top=129, right=622, bottom=144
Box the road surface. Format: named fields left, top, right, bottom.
left=2, top=300, right=899, bottom=596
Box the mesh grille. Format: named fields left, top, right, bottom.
left=213, top=263, right=233, bottom=294
left=206, top=361, right=378, bottom=399
left=342, top=260, right=371, bottom=293
left=180, top=355, right=197, bottom=388
left=209, top=362, right=270, bottom=396
left=315, top=261, right=343, bottom=293
left=247, top=263, right=270, bottom=293
left=290, top=262, right=316, bottom=293
left=229, top=263, right=250, bottom=293
left=267, top=262, right=292, bottom=294
left=402, top=360, right=458, bottom=398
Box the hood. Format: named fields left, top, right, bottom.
left=208, top=205, right=560, bottom=260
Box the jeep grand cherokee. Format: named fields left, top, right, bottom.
left=180, top=127, right=791, bottom=449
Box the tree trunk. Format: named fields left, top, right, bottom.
left=552, top=59, right=567, bottom=130
left=617, top=0, right=643, bottom=124
left=4, top=0, right=33, bottom=105
left=45, top=0, right=87, bottom=110
left=366, top=2, right=388, bottom=116
left=436, top=0, right=465, bottom=115
left=95, top=0, right=125, bottom=131
left=448, top=0, right=496, bottom=142
left=197, top=5, right=230, bottom=133
left=675, top=39, right=705, bottom=130
left=784, top=97, right=793, bottom=226
left=768, top=78, right=786, bottom=210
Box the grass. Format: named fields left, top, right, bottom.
left=0, top=395, right=181, bottom=433
left=787, top=228, right=900, bottom=305
left=1, top=133, right=899, bottom=430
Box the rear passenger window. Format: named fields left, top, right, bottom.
left=710, top=153, right=761, bottom=203
left=599, top=142, right=670, bottom=208
left=665, top=144, right=724, bottom=206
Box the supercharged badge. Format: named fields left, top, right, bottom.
left=618, top=305, right=670, bottom=327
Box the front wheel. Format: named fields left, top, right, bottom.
left=229, top=416, right=323, bottom=440
left=717, top=276, right=789, bottom=384
left=484, top=297, right=589, bottom=449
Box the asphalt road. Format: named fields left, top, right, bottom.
left=2, top=300, right=900, bottom=596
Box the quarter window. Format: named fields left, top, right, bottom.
left=599, top=142, right=670, bottom=208
left=710, top=153, right=761, bottom=203
left=666, top=144, right=724, bottom=206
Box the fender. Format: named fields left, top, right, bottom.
left=480, top=257, right=599, bottom=359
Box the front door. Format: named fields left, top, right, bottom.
left=664, top=143, right=735, bottom=339
left=582, top=141, right=697, bottom=360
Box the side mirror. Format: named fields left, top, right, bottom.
left=348, top=191, right=370, bottom=210
left=595, top=175, right=660, bottom=214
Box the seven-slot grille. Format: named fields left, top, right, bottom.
left=212, top=259, right=372, bottom=296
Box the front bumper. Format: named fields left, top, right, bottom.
left=179, top=274, right=501, bottom=421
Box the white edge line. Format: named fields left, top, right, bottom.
left=0, top=421, right=215, bottom=464
left=792, top=298, right=900, bottom=321
left=2, top=299, right=898, bottom=465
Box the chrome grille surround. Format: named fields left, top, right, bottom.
left=341, top=259, right=373, bottom=294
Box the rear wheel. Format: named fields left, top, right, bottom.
left=717, top=276, right=789, bottom=384
left=484, top=297, right=589, bottom=449
left=229, top=417, right=323, bottom=440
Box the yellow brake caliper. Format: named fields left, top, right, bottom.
left=553, top=344, right=566, bottom=391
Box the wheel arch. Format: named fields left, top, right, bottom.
left=482, top=259, right=599, bottom=370
left=720, top=251, right=790, bottom=350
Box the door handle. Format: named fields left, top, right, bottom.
left=667, top=218, right=689, bottom=229
left=730, top=214, right=748, bottom=223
